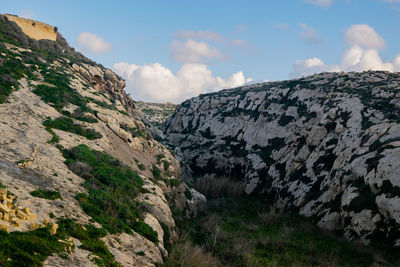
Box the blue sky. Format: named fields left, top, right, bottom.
left=2, top=0, right=400, bottom=102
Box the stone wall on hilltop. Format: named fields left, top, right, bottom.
left=4, top=15, right=57, bottom=41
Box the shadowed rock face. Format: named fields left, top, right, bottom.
left=164, top=71, right=400, bottom=246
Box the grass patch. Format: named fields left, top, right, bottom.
left=63, top=145, right=157, bottom=243
left=43, top=117, right=102, bottom=140
left=167, top=197, right=378, bottom=267
left=30, top=189, right=62, bottom=200
left=57, top=219, right=119, bottom=266
left=0, top=218, right=118, bottom=267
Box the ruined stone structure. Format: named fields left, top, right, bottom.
left=4, top=14, right=57, bottom=41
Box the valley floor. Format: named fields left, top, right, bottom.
left=164, top=197, right=398, bottom=267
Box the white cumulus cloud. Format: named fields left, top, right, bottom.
left=113, top=62, right=252, bottom=103
left=290, top=58, right=340, bottom=77
left=304, top=0, right=333, bottom=8
left=76, top=32, right=111, bottom=53
left=170, top=39, right=227, bottom=64
left=290, top=24, right=400, bottom=78
left=174, top=30, right=252, bottom=50
left=345, top=24, right=385, bottom=49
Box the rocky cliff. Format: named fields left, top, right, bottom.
left=0, top=14, right=197, bottom=266
left=165, top=71, right=400, bottom=247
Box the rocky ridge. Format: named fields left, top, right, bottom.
left=0, top=14, right=197, bottom=266
left=164, top=71, right=400, bottom=247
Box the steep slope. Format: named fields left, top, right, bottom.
left=0, top=14, right=195, bottom=266
left=165, top=71, right=400, bottom=247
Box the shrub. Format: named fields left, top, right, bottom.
left=120, top=123, right=148, bottom=139
left=43, top=117, right=102, bottom=140
left=63, top=145, right=157, bottom=243
left=56, top=219, right=118, bottom=266
left=170, top=179, right=181, bottom=187
left=132, top=221, right=158, bottom=243
left=152, top=165, right=162, bottom=180
left=163, top=160, right=170, bottom=171
left=45, top=127, right=59, bottom=143
left=163, top=241, right=220, bottom=267
left=193, top=176, right=244, bottom=199
left=156, top=153, right=166, bottom=164
left=30, top=189, right=62, bottom=200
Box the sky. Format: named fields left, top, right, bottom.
left=2, top=0, right=400, bottom=103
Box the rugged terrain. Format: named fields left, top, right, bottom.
left=136, top=101, right=177, bottom=128
left=0, top=14, right=199, bottom=266
left=165, top=71, right=400, bottom=247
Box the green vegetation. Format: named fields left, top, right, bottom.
left=32, top=71, right=86, bottom=110
left=57, top=219, right=118, bottom=266
left=0, top=225, right=66, bottom=266
left=134, top=158, right=145, bottom=171
left=156, top=153, right=165, bottom=164
left=169, top=178, right=181, bottom=187
left=152, top=165, right=162, bottom=180
left=43, top=117, right=102, bottom=140
left=0, top=218, right=117, bottom=267
left=120, top=123, right=148, bottom=139
left=165, top=197, right=377, bottom=267
left=45, top=127, right=60, bottom=143
left=162, top=160, right=170, bottom=171
left=30, top=189, right=62, bottom=200
left=63, top=145, right=158, bottom=243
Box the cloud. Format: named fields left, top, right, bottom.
left=290, top=58, right=340, bottom=77
left=345, top=24, right=385, bottom=49
left=170, top=39, right=227, bottom=64
left=113, top=62, right=252, bottom=103
left=299, top=23, right=324, bottom=44
left=290, top=24, right=400, bottom=78
left=76, top=32, right=111, bottom=53
left=174, top=29, right=252, bottom=49
left=304, top=0, right=333, bottom=8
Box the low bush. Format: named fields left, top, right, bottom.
left=63, top=145, right=158, bottom=242
left=152, top=165, right=162, bottom=180
left=163, top=160, right=170, bottom=171
left=163, top=241, right=220, bottom=267
left=43, top=117, right=102, bottom=140
left=193, top=176, right=244, bottom=199
left=172, top=197, right=375, bottom=267
left=0, top=217, right=117, bottom=266
left=30, top=189, right=62, bottom=200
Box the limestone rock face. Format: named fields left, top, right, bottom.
left=164, top=71, right=400, bottom=247
left=0, top=14, right=187, bottom=266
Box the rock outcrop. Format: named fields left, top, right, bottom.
left=0, top=14, right=196, bottom=266
left=164, top=71, right=400, bottom=247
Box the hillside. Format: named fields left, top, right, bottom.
left=164, top=71, right=400, bottom=248
left=136, top=101, right=177, bottom=128
left=0, top=14, right=201, bottom=266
